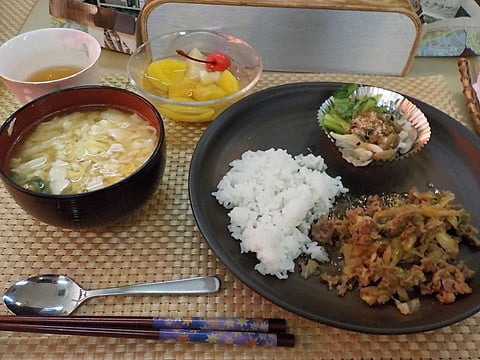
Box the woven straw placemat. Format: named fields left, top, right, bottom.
left=0, top=71, right=479, bottom=360
left=0, top=0, right=37, bottom=44
left=1, top=2, right=480, bottom=359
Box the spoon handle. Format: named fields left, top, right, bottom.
left=84, top=276, right=220, bottom=299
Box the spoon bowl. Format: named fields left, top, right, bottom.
left=3, top=274, right=220, bottom=316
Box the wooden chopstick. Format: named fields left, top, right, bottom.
left=0, top=323, right=295, bottom=347
left=0, top=316, right=295, bottom=347
left=0, top=315, right=286, bottom=333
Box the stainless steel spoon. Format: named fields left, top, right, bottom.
left=3, top=274, right=221, bottom=316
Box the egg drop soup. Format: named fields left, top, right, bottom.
left=9, top=108, right=159, bottom=195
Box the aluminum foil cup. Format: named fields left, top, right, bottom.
left=317, top=85, right=431, bottom=167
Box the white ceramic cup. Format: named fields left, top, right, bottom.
left=0, top=28, right=101, bottom=104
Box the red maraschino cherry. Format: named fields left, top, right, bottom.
left=176, top=49, right=231, bottom=71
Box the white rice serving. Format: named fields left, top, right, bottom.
left=212, top=148, right=348, bottom=279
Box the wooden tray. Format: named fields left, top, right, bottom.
left=137, top=0, right=421, bottom=76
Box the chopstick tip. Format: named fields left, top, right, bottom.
left=277, top=333, right=295, bottom=347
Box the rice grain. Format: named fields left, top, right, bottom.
left=212, top=148, right=348, bottom=279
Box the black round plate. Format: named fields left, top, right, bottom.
left=188, top=82, right=480, bottom=334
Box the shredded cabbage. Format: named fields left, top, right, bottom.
left=10, top=109, right=158, bottom=194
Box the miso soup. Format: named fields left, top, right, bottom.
left=9, top=108, right=159, bottom=195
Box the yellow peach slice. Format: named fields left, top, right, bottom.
left=192, top=83, right=227, bottom=101
left=217, top=70, right=241, bottom=95
left=146, top=59, right=186, bottom=92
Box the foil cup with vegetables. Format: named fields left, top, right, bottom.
left=317, top=84, right=431, bottom=167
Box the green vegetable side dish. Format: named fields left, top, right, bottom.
left=317, top=84, right=428, bottom=167
left=319, top=84, right=390, bottom=135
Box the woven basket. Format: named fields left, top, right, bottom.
left=458, top=58, right=480, bottom=136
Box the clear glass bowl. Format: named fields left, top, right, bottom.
left=127, top=30, right=263, bottom=123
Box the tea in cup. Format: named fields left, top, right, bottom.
left=0, top=28, right=101, bottom=104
